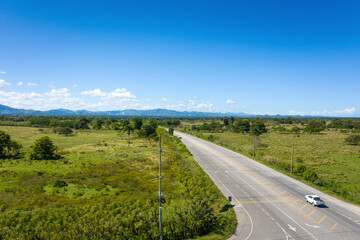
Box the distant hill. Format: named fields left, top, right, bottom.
left=0, top=104, right=252, bottom=117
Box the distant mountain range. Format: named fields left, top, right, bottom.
left=0, top=104, right=331, bottom=118
left=0, top=104, right=254, bottom=117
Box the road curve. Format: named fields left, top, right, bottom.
left=175, top=131, right=360, bottom=240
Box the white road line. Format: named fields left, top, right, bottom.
left=219, top=159, right=318, bottom=240
left=188, top=148, right=254, bottom=240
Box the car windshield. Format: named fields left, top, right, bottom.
left=314, top=197, right=320, bottom=201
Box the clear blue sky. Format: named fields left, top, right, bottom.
left=1, top=0, right=359, bottom=116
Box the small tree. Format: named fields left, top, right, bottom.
left=251, top=118, right=267, bottom=137
left=304, top=120, right=325, bottom=134
left=168, top=128, right=174, bottom=135
left=250, top=118, right=267, bottom=157
left=0, top=130, right=22, bottom=157
left=29, top=136, right=61, bottom=160
left=120, top=120, right=134, bottom=146
left=131, top=117, right=143, bottom=130
left=92, top=118, right=104, bottom=130
left=57, top=127, right=73, bottom=136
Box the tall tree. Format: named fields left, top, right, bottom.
left=121, top=120, right=134, bottom=146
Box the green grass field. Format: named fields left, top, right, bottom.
left=0, top=126, right=236, bottom=239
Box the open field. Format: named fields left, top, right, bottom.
left=0, top=126, right=236, bottom=239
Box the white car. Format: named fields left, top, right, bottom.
left=305, top=195, right=325, bottom=207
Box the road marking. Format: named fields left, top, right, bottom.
left=276, top=222, right=295, bottom=240
left=283, top=194, right=293, bottom=201
left=277, top=190, right=287, bottom=196
left=271, top=186, right=280, bottom=191
left=288, top=224, right=296, bottom=232
left=307, top=209, right=317, bottom=217
left=305, top=223, right=320, bottom=229
left=267, top=184, right=276, bottom=189
left=262, top=180, right=270, bottom=184
left=331, top=222, right=338, bottom=231
left=317, top=215, right=327, bottom=224
left=298, top=204, right=307, bottom=211
left=290, top=199, right=300, bottom=205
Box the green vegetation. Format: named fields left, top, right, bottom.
left=176, top=117, right=360, bottom=205
left=0, top=122, right=236, bottom=239
left=28, top=136, right=62, bottom=160
left=0, top=130, right=22, bottom=158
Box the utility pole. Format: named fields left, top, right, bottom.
left=291, top=143, right=294, bottom=174
left=159, top=135, right=163, bottom=240
left=253, top=134, right=255, bottom=157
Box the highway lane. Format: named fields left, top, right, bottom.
left=174, top=131, right=360, bottom=240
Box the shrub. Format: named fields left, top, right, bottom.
left=57, top=127, right=73, bottom=136
left=29, top=136, right=61, bottom=160
left=303, top=169, right=318, bottom=182
left=294, top=164, right=307, bottom=175
left=0, top=130, right=22, bottom=157
left=345, top=134, right=360, bottom=145
left=54, top=180, right=68, bottom=188
left=168, top=128, right=174, bottom=135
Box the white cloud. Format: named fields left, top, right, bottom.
left=0, top=71, right=5, bottom=74
left=226, top=99, right=235, bottom=104
left=73, top=84, right=78, bottom=88
left=17, top=81, right=23, bottom=86
left=81, top=88, right=136, bottom=99
left=0, top=89, right=85, bottom=110
left=289, top=107, right=356, bottom=116
left=334, top=107, right=356, bottom=115
left=143, top=98, right=152, bottom=102
left=27, top=82, right=38, bottom=87
left=162, top=97, right=168, bottom=102
left=45, top=88, right=71, bottom=98
left=0, top=79, right=10, bottom=87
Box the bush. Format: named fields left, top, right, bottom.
left=29, top=136, right=61, bottom=160
left=54, top=180, right=68, bottom=188
left=56, top=127, right=73, bottom=136
left=294, top=164, right=307, bottom=175
left=0, top=130, right=22, bottom=157
left=345, top=134, right=360, bottom=145
left=303, top=169, right=318, bottom=182
left=168, top=128, right=174, bottom=135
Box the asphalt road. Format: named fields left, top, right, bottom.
left=174, top=131, right=360, bottom=240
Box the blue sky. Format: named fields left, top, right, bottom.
left=0, top=0, right=359, bottom=116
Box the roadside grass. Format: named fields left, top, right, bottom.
left=0, top=126, right=236, bottom=239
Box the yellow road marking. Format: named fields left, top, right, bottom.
left=262, top=180, right=270, bottom=184
left=277, top=190, right=287, bottom=196
left=254, top=175, right=263, bottom=179
left=291, top=199, right=300, bottom=205
left=283, top=194, right=293, bottom=201
left=307, top=209, right=317, bottom=217
left=298, top=204, right=307, bottom=211
left=317, top=215, right=327, bottom=224
left=233, top=200, right=288, bottom=204
left=271, top=186, right=280, bottom=191
left=331, top=222, right=338, bottom=231
left=257, top=178, right=266, bottom=182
